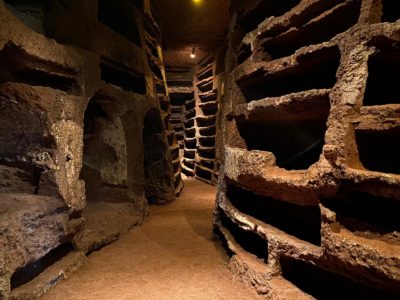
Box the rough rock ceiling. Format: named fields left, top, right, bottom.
left=153, top=0, right=230, bottom=69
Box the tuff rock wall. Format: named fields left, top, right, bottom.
left=214, top=0, right=400, bottom=298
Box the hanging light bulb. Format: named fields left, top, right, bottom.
left=190, top=48, right=196, bottom=59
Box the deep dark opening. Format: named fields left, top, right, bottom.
left=100, top=59, right=146, bottom=94
left=198, top=148, right=215, bottom=160
left=199, top=90, right=218, bottom=102
left=184, top=118, right=195, bottom=128
left=197, top=79, right=213, bottom=93
left=262, top=1, right=360, bottom=60
left=197, top=67, right=213, bottom=82
left=146, top=38, right=159, bottom=58
left=148, top=58, right=163, bottom=80
left=196, top=166, right=213, bottom=181
left=184, top=138, right=196, bottom=149
left=4, top=0, right=47, bottom=35
left=236, top=117, right=328, bottom=170
left=227, top=183, right=321, bottom=245
left=185, top=99, right=196, bottom=110
left=364, top=48, right=400, bottom=106
left=199, top=102, right=218, bottom=116
left=185, top=108, right=196, bottom=120
left=321, top=191, right=400, bottom=237
left=199, top=159, right=214, bottom=170
left=97, top=0, right=141, bottom=46
left=280, top=256, right=399, bottom=300
left=238, top=46, right=340, bottom=101
left=220, top=210, right=268, bottom=261
left=237, top=43, right=252, bottom=65
left=355, top=128, right=400, bottom=174
left=199, top=136, right=215, bottom=148
left=184, top=149, right=195, bottom=160
left=382, top=0, right=400, bottom=23
left=0, top=43, right=79, bottom=93
left=199, top=125, right=216, bottom=137
left=213, top=224, right=234, bottom=257
left=11, top=242, right=74, bottom=290
left=197, top=116, right=216, bottom=127
left=238, top=0, right=301, bottom=33
left=184, top=128, right=196, bottom=139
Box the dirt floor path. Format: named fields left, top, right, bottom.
left=42, top=177, right=260, bottom=299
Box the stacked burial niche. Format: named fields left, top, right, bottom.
left=215, top=0, right=400, bottom=298
left=177, top=54, right=225, bottom=185
left=0, top=0, right=177, bottom=298
left=142, top=6, right=184, bottom=195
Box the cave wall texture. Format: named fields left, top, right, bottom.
left=214, top=0, right=400, bottom=298
left=0, top=0, right=180, bottom=298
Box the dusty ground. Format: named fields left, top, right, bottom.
left=41, top=177, right=260, bottom=299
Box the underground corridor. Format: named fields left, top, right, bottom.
left=0, top=0, right=400, bottom=299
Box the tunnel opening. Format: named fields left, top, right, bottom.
left=227, top=183, right=321, bottom=246
left=219, top=210, right=268, bottom=262
left=363, top=46, right=400, bottom=106
left=261, top=1, right=360, bottom=60
left=355, top=128, right=400, bottom=175
left=238, top=46, right=340, bottom=102
left=100, top=58, right=146, bottom=94
left=280, top=256, right=399, bottom=299
left=11, top=242, right=74, bottom=290
left=97, top=0, right=141, bottom=46
left=199, top=136, right=215, bottom=148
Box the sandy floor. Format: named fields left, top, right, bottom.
left=41, top=177, right=260, bottom=300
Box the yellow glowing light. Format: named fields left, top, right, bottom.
left=192, top=0, right=202, bottom=5
left=190, top=48, right=196, bottom=59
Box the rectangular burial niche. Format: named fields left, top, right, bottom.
left=363, top=43, right=400, bottom=106
left=355, top=128, right=400, bottom=175
left=97, top=0, right=141, bottom=46
left=382, top=0, right=400, bottom=23
left=0, top=43, right=79, bottom=93
left=236, top=116, right=328, bottom=170
left=219, top=209, right=269, bottom=262
left=100, top=58, right=146, bottom=94
left=226, top=182, right=321, bottom=246
left=280, top=256, right=399, bottom=300
left=11, top=243, right=74, bottom=290
left=321, top=190, right=400, bottom=243
left=238, top=46, right=340, bottom=102
left=237, top=0, right=302, bottom=33
left=4, top=0, right=47, bottom=35
left=261, top=0, right=361, bottom=60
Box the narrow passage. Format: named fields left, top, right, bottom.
left=42, top=177, right=260, bottom=300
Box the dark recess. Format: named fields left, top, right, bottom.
left=100, top=59, right=146, bottom=94
left=220, top=210, right=268, bottom=261
left=11, top=243, right=74, bottom=289
left=382, top=0, right=400, bottom=23
left=280, top=256, right=399, bottom=299
left=364, top=48, right=400, bottom=106
left=262, top=0, right=360, bottom=60
left=236, top=118, right=327, bottom=170
left=0, top=43, right=79, bottom=93
left=227, top=183, right=321, bottom=245
left=98, top=0, right=141, bottom=46
left=321, top=190, right=400, bottom=236
left=355, top=128, right=400, bottom=174
left=238, top=46, right=340, bottom=101
left=238, top=0, right=301, bottom=33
